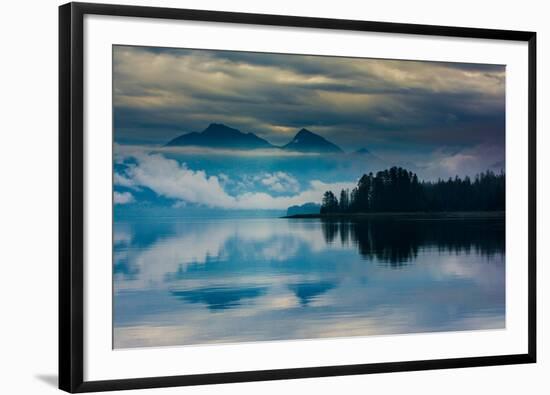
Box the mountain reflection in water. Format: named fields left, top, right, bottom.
left=113, top=217, right=505, bottom=348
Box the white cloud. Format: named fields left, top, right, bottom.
left=114, top=191, right=135, bottom=205
left=114, top=172, right=137, bottom=189
left=113, top=227, right=132, bottom=245
left=218, top=173, right=230, bottom=185
left=260, top=172, right=300, bottom=193
left=420, top=144, right=505, bottom=180
left=233, top=179, right=355, bottom=210
left=118, top=151, right=355, bottom=210
left=125, top=153, right=235, bottom=208
left=114, top=220, right=346, bottom=291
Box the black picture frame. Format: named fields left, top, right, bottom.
left=59, top=2, right=537, bottom=393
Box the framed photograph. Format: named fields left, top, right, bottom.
left=59, top=2, right=536, bottom=392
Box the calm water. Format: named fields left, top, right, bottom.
left=113, top=217, right=505, bottom=348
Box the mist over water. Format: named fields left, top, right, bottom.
left=113, top=217, right=504, bottom=348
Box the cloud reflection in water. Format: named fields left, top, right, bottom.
left=113, top=217, right=504, bottom=348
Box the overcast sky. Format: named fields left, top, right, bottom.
left=113, top=45, right=505, bottom=179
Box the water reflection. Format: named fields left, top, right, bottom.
left=171, top=286, right=268, bottom=311
left=113, top=217, right=505, bottom=348
left=289, top=281, right=337, bottom=306
left=320, top=218, right=504, bottom=266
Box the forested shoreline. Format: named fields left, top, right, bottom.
left=320, top=166, right=505, bottom=214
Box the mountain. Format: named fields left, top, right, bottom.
left=282, top=129, right=343, bottom=153
left=165, top=123, right=275, bottom=149
left=354, top=148, right=371, bottom=155
left=286, top=202, right=321, bottom=216
left=165, top=124, right=345, bottom=153
left=352, top=147, right=385, bottom=165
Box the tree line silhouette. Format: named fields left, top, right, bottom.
left=321, top=167, right=505, bottom=214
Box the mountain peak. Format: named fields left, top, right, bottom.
left=355, top=148, right=371, bottom=155
left=203, top=123, right=239, bottom=134
left=283, top=128, right=343, bottom=153
left=165, top=124, right=343, bottom=153
left=296, top=128, right=314, bottom=136
left=165, top=124, right=274, bottom=149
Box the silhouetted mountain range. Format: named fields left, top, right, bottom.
left=282, top=128, right=343, bottom=153
left=165, top=123, right=347, bottom=154
left=165, top=123, right=274, bottom=150
left=354, top=148, right=371, bottom=155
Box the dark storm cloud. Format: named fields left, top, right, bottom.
left=140, top=46, right=504, bottom=82
left=113, top=45, right=505, bottom=169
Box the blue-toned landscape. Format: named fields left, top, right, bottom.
left=113, top=46, right=505, bottom=348
left=114, top=216, right=504, bottom=347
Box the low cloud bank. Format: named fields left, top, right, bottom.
left=114, top=191, right=135, bottom=205
left=115, top=152, right=355, bottom=210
